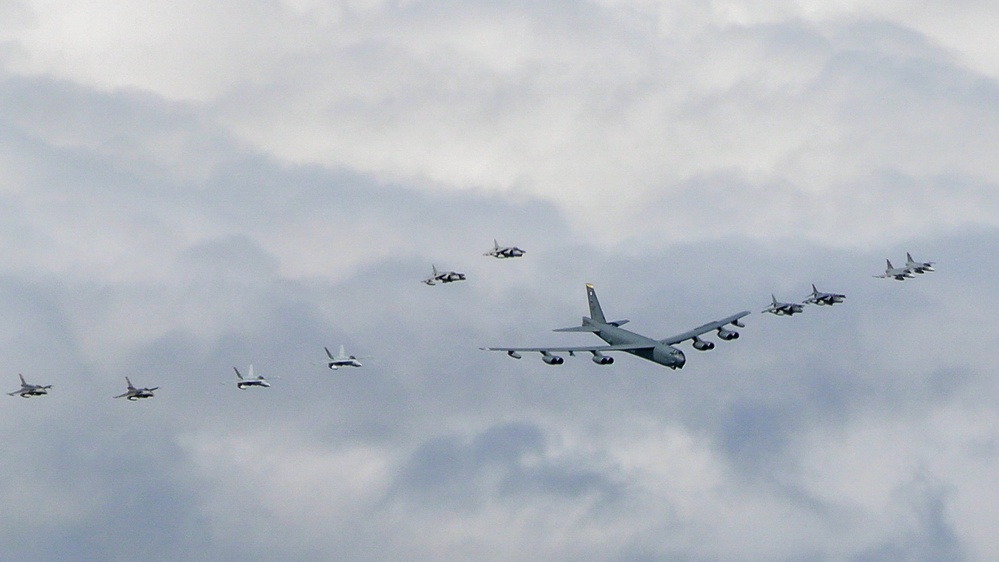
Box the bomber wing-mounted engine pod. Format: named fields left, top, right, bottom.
left=507, top=350, right=523, bottom=359
left=716, top=328, right=739, bottom=340
left=541, top=351, right=564, bottom=365
left=590, top=351, right=614, bottom=365
left=692, top=337, right=715, bottom=351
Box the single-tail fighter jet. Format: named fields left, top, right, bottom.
left=233, top=365, right=270, bottom=389
left=762, top=295, right=804, bottom=316
left=484, top=240, right=525, bottom=259
left=874, top=259, right=915, bottom=281
left=325, top=345, right=363, bottom=370
left=113, top=377, right=157, bottom=400
left=7, top=374, right=51, bottom=397
left=905, top=252, right=935, bottom=274
left=423, top=264, right=466, bottom=286
left=803, top=284, right=846, bottom=306
left=481, top=284, right=749, bottom=369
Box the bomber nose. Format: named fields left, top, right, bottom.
left=674, top=350, right=686, bottom=368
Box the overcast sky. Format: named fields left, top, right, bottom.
left=2, top=1, right=999, bottom=560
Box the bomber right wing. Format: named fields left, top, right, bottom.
left=659, top=311, right=750, bottom=346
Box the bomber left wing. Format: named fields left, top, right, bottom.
left=660, top=311, right=750, bottom=349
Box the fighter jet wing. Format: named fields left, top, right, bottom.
left=480, top=342, right=655, bottom=353
left=659, top=311, right=750, bottom=345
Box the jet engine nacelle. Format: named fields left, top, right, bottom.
left=542, top=352, right=564, bottom=365
left=692, top=338, right=715, bottom=351
left=591, top=352, right=614, bottom=365
left=716, top=328, right=739, bottom=340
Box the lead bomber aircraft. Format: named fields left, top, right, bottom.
left=481, top=284, right=749, bottom=369
left=7, top=374, right=51, bottom=397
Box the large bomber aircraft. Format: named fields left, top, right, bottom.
left=874, top=259, right=915, bottom=281
left=113, top=377, right=157, bottom=400
left=7, top=374, right=51, bottom=397
left=423, top=265, right=466, bottom=286
left=484, top=240, right=525, bottom=259
left=481, top=284, right=749, bottom=369
left=803, top=284, right=846, bottom=306
left=762, top=295, right=804, bottom=316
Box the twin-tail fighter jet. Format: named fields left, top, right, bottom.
left=874, top=259, right=915, bottom=281
left=803, top=284, right=846, bottom=306
left=762, top=295, right=804, bottom=316
left=484, top=240, right=525, bottom=259
left=905, top=253, right=935, bottom=274
left=324, top=345, right=363, bottom=370
left=233, top=365, right=271, bottom=389
left=423, top=264, right=466, bottom=286
left=7, top=374, right=51, bottom=397
left=113, top=377, right=157, bottom=400
left=481, top=284, right=749, bottom=369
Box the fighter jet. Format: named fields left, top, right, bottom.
left=113, top=377, right=157, bottom=400
left=905, top=252, right=935, bottom=274
left=484, top=239, right=525, bottom=259
left=762, top=294, right=804, bottom=316
left=7, top=374, right=51, bottom=398
left=874, top=259, right=915, bottom=281
left=481, top=284, right=749, bottom=369
left=423, top=264, right=466, bottom=286
left=324, top=345, right=364, bottom=370
left=233, top=365, right=270, bottom=389
left=803, top=284, right=846, bottom=306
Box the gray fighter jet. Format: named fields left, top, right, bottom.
left=423, top=264, right=466, bottom=286
left=113, top=377, right=157, bottom=400
left=7, top=374, right=51, bottom=397
left=484, top=239, right=525, bottom=259
left=803, top=284, right=846, bottom=306
left=233, top=365, right=270, bottom=389
left=905, top=252, right=935, bottom=274
left=481, top=284, right=749, bottom=369
left=324, top=345, right=364, bottom=370
left=762, top=294, right=804, bottom=316
left=874, top=259, right=915, bottom=281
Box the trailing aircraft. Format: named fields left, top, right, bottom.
left=7, top=374, right=51, bottom=398
left=484, top=240, right=525, bottom=259
left=324, top=345, right=363, bottom=370
left=423, top=264, right=466, bottom=286
left=803, top=284, right=846, bottom=306
left=481, top=284, right=749, bottom=369
left=905, top=252, right=935, bottom=274
left=874, top=259, right=915, bottom=281
left=233, top=365, right=271, bottom=389
left=762, top=295, right=804, bottom=316
left=113, top=377, right=157, bottom=400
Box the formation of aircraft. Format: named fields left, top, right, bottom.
left=874, top=253, right=936, bottom=280
left=423, top=264, right=466, bottom=286
left=482, top=284, right=749, bottom=369
left=762, top=295, right=804, bottom=316
left=233, top=365, right=271, bottom=389
left=7, top=374, right=51, bottom=398
left=324, top=345, right=363, bottom=370
left=113, top=377, right=158, bottom=400
left=484, top=240, right=525, bottom=259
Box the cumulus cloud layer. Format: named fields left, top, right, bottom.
left=1, top=1, right=999, bottom=561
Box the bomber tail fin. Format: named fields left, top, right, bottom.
left=585, top=284, right=607, bottom=324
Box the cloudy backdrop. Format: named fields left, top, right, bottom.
left=2, top=1, right=999, bottom=560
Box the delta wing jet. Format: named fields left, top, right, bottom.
left=762, top=295, right=804, bottom=316
left=905, top=252, right=935, bottom=274
left=481, top=284, right=749, bottom=369
left=803, top=284, right=846, bottom=306
left=325, top=345, right=364, bottom=370
left=113, top=377, right=157, bottom=400
left=7, top=374, right=51, bottom=397
left=874, top=259, right=915, bottom=281
left=423, top=264, right=466, bottom=286
left=233, top=365, right=271, bottom=389
left=484, top=240, right=525, bottom=259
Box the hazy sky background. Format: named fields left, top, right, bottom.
left=2, top=1, right=999, bottom=560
